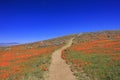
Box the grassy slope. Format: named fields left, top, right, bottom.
left=62, top=30, right=120, bottom=80
left=0, top=35, right=73, bottom=80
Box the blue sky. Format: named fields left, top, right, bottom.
left=0, top=0, right=120, bottom=43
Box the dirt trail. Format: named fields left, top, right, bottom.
left=46, top=38, right=76, bottom=80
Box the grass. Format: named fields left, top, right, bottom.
left=62, top=38, right=120, bottom=80
left=63, top=51, right=120, bottom=80
left=17, top=54, right=51, bottom=80
left=0, top=53, right=51, bottom=80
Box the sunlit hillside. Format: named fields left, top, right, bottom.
left=0, top=30, right=120, bottom=80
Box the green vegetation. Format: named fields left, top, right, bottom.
left=64, top=51, right=120, bottom=80
left=1, top=54, right=51, bottom=80
left=19, top=54, right=51, bottom=80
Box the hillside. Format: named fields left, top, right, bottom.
left=62, top=30, right=120, bottom=80
left=0, top=35, right=74, bottom=80
left=0, top=30, right=120, bottom=80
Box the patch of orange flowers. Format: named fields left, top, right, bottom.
left=71, top=39, right=120, bottom=55
left=62, top=35, right=120, bottom=72
left=0, top=46, right=57, bottom=80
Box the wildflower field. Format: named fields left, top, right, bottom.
left=62, top=31, right=120, bottom=80
left=0, top=35, right=72, bottom=80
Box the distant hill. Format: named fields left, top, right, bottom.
left=0, top=43, right=19, bottom=47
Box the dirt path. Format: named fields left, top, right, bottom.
left=46, top=38, right=76, bottom=80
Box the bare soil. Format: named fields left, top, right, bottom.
left=46, top=38, right=76, bottom=80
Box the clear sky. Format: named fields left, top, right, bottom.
left=0, top=0, right=120, bottom=43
